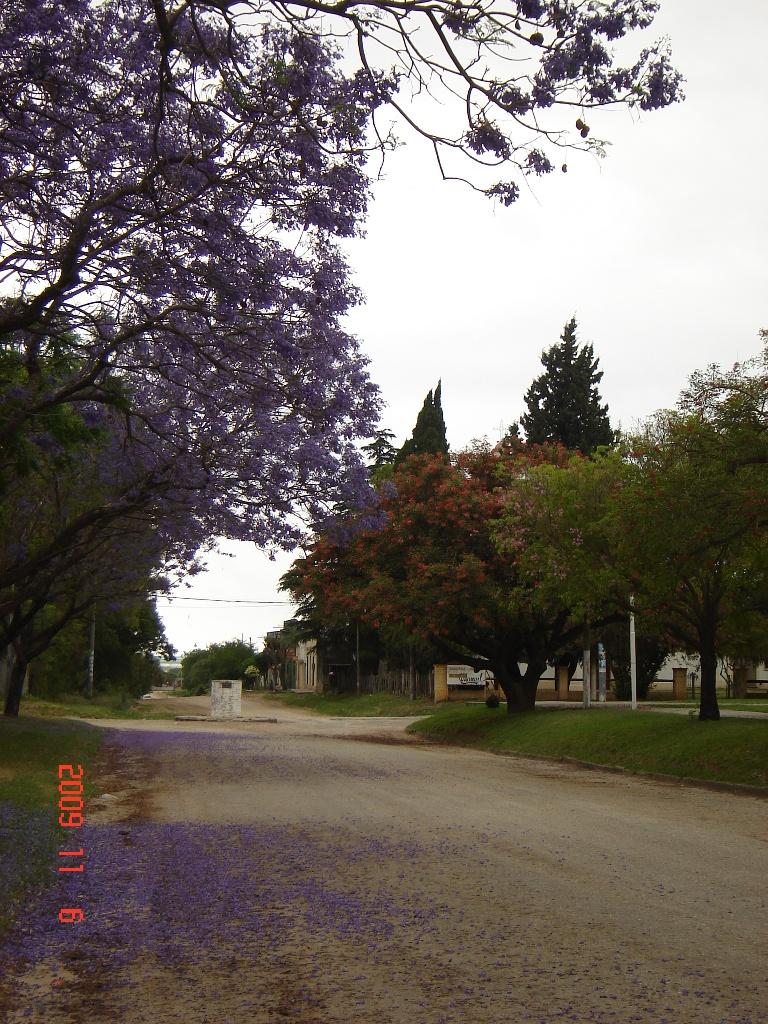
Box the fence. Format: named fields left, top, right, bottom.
left=358, top=669, right=434, bottom=700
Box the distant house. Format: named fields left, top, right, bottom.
left=295, top=639, right=320, bottom=691
left=265, top=619, right=357, bottom=692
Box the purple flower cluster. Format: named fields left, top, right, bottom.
left=2, top=819, right=424, bottom=964
left=525, top=149, right=555, bottom=176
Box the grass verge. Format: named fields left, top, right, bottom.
left=0, top=717, right=105, bottom=935
left=407, top=705, right=768, bottom=788
left=22, top=692, right=176, bottom=720
left=266, top=691, right=435, bottom=717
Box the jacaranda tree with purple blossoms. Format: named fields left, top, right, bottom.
left=0, top=1, right=682, bottom=713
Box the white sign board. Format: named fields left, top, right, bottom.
left=210, top=679, right=242, bottom=719
left=446, top=665, right=494, bottom=688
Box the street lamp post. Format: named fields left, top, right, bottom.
left=629, top=596, right=638, bottom=710
left=355, top=621, right=360, bottom=696
left=84, top=610, right=95, bottom=699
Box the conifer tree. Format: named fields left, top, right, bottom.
left=362, top=429, right=397, bottom=470
left=396, top=382, right=449, bottom=464
left=520, top=319, right=614, bottom=454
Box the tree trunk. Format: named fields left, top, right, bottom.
left=3, top=656, right=27, bottom=717
left=698, top=626, right=720, bottom=721
left=496, top=660, right=545, bottom=713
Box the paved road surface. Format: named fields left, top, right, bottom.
left=2, top=696, right=766, bottom=1023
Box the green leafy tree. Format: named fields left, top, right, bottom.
left=679, top=331, right=768, bottom=472
left=181, top=640, right=259, bottom=691
left=496, top=447, right=630, bottom=698
left=505, top=391, right=768, bottom=721
left=93, top=602, right=174, bottom=695
left=282, top=551, right=441, bottom=684
left=29, top=599, right=173, bottom=700
left=520, top=318, right=614, bottom=454
left=613, top=411, right=768, bottom=720
left=395, top=382, right=449, bottom=464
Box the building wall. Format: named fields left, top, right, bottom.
left=433, top=656, right=768, bottom=703
left=295, top=639, right=319, bottom=692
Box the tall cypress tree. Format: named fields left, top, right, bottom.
left=396, top=381, right=449, bottom=464
left=520, top=318, right=613, bottom=454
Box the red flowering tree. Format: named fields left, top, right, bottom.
left=286, top=444, right=597, bottom=711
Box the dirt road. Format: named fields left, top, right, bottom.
left=2, top=697, right=766, bottom=1023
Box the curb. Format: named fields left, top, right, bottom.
left=174, top=716, right=279, bottom=723
left=525, top=752, right=768, bottom=799
left=411, top=735, right=768, bottom=798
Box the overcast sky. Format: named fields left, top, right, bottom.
left=158, top=0, right=768, bottom=659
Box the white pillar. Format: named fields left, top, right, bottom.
left=629, top=597, right=638, bottom=710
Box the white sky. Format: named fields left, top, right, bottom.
left=158, top=0, right=768, bottom=659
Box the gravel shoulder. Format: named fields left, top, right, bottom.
left=78, top=690, right=429, bottom=741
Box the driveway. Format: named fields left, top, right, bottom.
left=2, top=700, right=766, bottom=1023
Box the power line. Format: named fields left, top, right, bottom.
left=157, top=596, right=293, bottom=606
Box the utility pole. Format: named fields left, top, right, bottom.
left=582, top=627, right=591, bottom=709
left=355, top=621, right=360, bottom=696
left=597, top=642, right=606, bottom=703
left=85, top=611, right=95, bottom=699
left=629, top=596, right=638, bottom=710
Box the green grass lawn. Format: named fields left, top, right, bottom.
left=266, top=691, right=435, bottom=717
left=22, top=692, right=176, bottom=720
left=0, top=717, right=106, bottom=935
left=407, top=705, right=768, bottom=788
left=0, top=716, right=104, bottom=809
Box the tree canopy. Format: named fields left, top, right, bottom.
left=288, top=340, right=768, bottom=719
left=0, top=0, right=682, bottom=552
left=519, top=317, right=614, bottom=453
left=613, top=411, right=768, bottom=720
left=362, top=429, right=398, bottom=472
left=396, top=382, right=449, bottom=464
left=181, top=640, right=261, bottom=692
left=287, top=445, right=606, bottom=711
left=29, top=599, right=173, bottom=701
left=502, top=362, right=768, bottom=721
left=0, top=1, right=683, bottom=712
